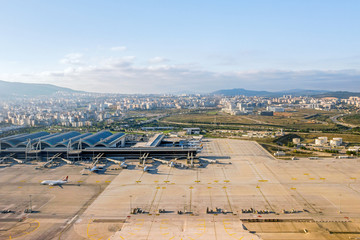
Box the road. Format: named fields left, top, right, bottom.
left=330, top=113, right=358, bottom=129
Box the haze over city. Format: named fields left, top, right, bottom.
left=0, top=0, right=360, bottom=93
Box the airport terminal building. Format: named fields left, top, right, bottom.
left=0, top=131, right=199, bottom=162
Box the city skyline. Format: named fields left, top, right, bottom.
left=0, top=0, right=359, bottom=93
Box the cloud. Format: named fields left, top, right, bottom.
left=122, top=56, right=136, bottom=61
left=59, top=53, right=83, bottom=65
left=2, top=55, right=360, bottom=94
left=110, top=46, right=127, bottom=51
left=149, top=57, right=170, bottom=64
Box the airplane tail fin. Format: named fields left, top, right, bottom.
left=62, top=176, right=68, bottom=181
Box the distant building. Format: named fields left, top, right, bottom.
left=259, top=111, right=273, bottom=116
left=274, top=151, right=285, bottom=156
left=293, top=138, right=301, bottom=145
left=348, top=146, right=360, bottom=152
left=315, top=137, right=328, bottom=146
left=330, top=138, right=342, bottom=146
left=184, top=128, right=200, bottom=135
left=267, top=106, right=285, bottom=112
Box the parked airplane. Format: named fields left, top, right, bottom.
left=169, top=161, right=175, bottom=168
left=41, top=176, right=68, bottom=186
left=90, top=165, right=104, bottom=173
left=120, top=161, right=128, bottom=169
left=143, top=166, right=150, bottom=172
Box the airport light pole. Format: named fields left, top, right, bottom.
left=29, top=195, right=32, bottom=212
left=182, top=195, right=186, bottom=213
left=339, top=194, right=342, bottom=214
left=252, top=195, right=254, bottom=213
left=129, top=195, right=132, bottom=213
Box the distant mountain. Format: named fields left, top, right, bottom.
left=0, top=80, right=81, bottom=98
left=212, top=88, right=271, bottom=97
left=277, top=89, right=328, bottom=96
left=212, top=88, right=333, bottom=97
left=312, top=91, right=360, bottom=99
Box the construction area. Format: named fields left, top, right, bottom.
left=1, top=138, right=360, bottom=239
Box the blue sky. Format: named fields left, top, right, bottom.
left=0, top=0, right=359, bottom=93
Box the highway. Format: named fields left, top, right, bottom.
left=330, top=113, right=358, bottom=129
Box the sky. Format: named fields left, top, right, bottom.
left=0, top=0, right=359, bottom=93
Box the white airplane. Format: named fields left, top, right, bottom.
left=143, top=166, right=150, bottom=172
left=120, top=161, right=128, bottom=169
left=90, top=165, right=104, bottom=173
left=41, top=176, right=68, bottom=186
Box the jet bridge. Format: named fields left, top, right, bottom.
left=153, top=157, right=178, bottom=167
left=199, top=157, right=218, bottom=164
left=187, top=151, right=194, bottom=166
left=92, top=153, right=104, bottom=166
left=0, top=153, right=15, bottom=164
left=139, top=152, right=149, bottom=166
left=152, top=157, right=169, bottom=164
left=12, top=157, right=25, bottom=164
left=60, top=157, right=73, bottom=165
left=43, top=153, right=62, bottom=168
left=106, top=157, right=123, bottom=164
left=106, top=157, right=127, bottom=168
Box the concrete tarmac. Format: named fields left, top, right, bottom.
left=73, top=139, right=360, bottom=240
left=1, top=139, right=360, bottom=239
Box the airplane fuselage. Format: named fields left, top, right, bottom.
left=41, top=180, right=67, bottom=186
left=120, top=162, right=127, bottom=168
left=90, top=165, right=104, bottom=172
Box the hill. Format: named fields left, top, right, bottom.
left=312, top=91, right=360, bottom=99
left=0, top=80, right=80, bottom=98
left=212, top=88, right=270, bottom=96
left=212, top=88, right=327, bottom=97
left=212, top=88, right=360, bottom=98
